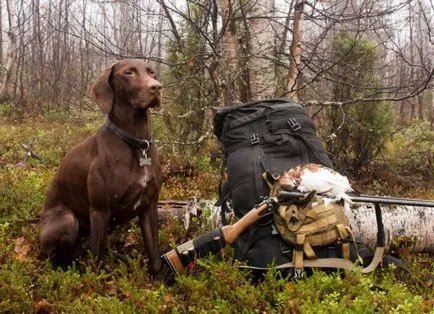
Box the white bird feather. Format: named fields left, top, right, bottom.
left=278, top=163, right=354, bottom=205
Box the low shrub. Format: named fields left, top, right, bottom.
left=386, top=121, right=434, bottom=178
left=0, top=116, right=432, bottom=313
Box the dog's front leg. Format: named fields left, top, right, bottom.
left=89, top=209, right=110, bottom=261
left=138, top=202, right=162, bottom=275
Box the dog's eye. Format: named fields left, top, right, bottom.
left=124, top=70, right=134, bottom=76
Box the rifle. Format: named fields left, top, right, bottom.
left=162, top=191, right=434, bottom=277
left=162, top=196, right=278, bottom=276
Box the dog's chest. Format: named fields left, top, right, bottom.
left=130, top=168, right=155, bottom=208
left=108, top=165, right=158, bottom=221
left=136, top=167, right=153, bottom=189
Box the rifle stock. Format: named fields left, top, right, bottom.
left=222, top=201, right=271, bottom=244
left=162, top=198, right=275, bottom=276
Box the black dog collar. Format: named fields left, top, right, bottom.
left=104, top=116, right=152, bottom=151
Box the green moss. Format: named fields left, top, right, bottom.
left=0, top=116, right=432, bottom=313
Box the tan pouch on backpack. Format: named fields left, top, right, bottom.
left=273, top=196, right=354, bottom=268
left=262, top=170, right=356, bottom=269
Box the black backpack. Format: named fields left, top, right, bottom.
left=213, top=98, right=336, bottom=270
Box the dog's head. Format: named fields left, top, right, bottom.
left=93, top=59, right=162, bottom=113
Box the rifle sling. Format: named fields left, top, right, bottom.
left=237, top=247, right=384, bottom=273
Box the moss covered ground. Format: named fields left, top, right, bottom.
left=0, top=116, right=432, bottom=313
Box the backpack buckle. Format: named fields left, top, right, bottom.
left=287, top=118, right=301, bottom=132
left=250, top=133, right=260, bottom=145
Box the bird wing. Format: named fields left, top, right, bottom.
left=298, top=167, right=353, bottom=195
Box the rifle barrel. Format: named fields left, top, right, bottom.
left=349, top=194, right=434, bottom=207
left=278, top=191, right=434, bottom=207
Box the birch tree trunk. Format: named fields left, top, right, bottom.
left=0, top=0, right=17, bottom=103
left=0, top=1, right=3, bottom=63
left=431, top=77, right=434, bottom=129
left=120, top=1, right=134, bottom=54
left=156, top=3, right=164, bottom=78
left=220, top=0, right=239, bottom=105
left=345, top=204, right=434, bottom=253
left=286, top=0, right=304, bottom=101
left=160, top=200, right=434, bottom=253
left=430, top=5, right=434, bottom=129
left=408, top=2, right=416, bottom=120
left=248, top=0, right=275, bottom=99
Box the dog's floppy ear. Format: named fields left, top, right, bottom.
left=93, top=65, right=115, bottom=113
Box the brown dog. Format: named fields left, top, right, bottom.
left=39, top=59, right=163, bottom=274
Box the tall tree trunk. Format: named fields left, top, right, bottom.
left=416, top=1, right=426, bottom=121
left=431, top=77, right=434, bottom=129
left=408, top=2, right=416, bottom=120
left=17, top=0, right=25, bottom=106
left=31, top=0, right=42, bottom=112
left=275, top=1, right=294, bottom=96
left=0, top=0, right=17, bottom=103
left=0, top=1, right=3, bottom=63
left=220, top=0, right=239, bottom=105
left=286, top=0, right=304, bottom=101
left=248, top=0, right=275, bottom=99
left=238, top=1, right=251, bottom=102
left=156, top=3, right=164, bottom=78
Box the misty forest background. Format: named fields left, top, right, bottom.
left=0, top=0, right=433, bottom=174
left=0, top=0, right=433, bottom=313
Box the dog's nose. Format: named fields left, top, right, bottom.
left=148, top=80, right=162, bottom=93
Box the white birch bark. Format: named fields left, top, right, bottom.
left=161, top=200, right=434, bottom=253
left=248, top=0, right=276, bottom=99
left=0, top=0, right=17, bottom=101
left=220, top=0, right=239, bottom=104
left=431, top=78, right=434, bottom=128
left=286, top=0, right=304, bottom=101
left=345, top=203, right=434, bottom=253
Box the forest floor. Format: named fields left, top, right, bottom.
left=0, top=115, right=433, bottom=313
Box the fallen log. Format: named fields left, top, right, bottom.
left=157, top=200, right=189, bottom=223
left=157, top=199, right=219, bottom=230
left=157, top=206, right=185, bottom=223
left=158, top=200, right=188, bottom=207
left=157, top=197, right=434, bottom=253
left=346, top=204, right=434, bottom=253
